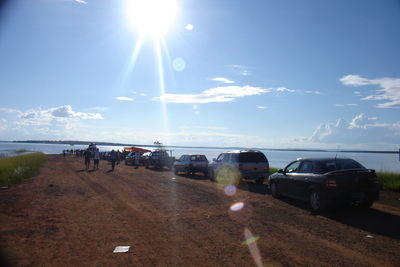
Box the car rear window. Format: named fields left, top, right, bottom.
left=316, top=159, right=365, bottom=174
left=238, top=152, right=267, bottom=163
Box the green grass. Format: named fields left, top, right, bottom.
left=269, top=167, right=279, bottom=174
left=376, top=172, right=400, bottom=192
left=0, top=152, right=47, bottom=187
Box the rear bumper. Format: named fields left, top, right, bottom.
left=325, top=188, right=380, bottom=205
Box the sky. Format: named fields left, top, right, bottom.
left=0, top=0, right=399, bottom=150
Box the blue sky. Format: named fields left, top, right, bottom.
left=0, top=0, right=399, bottom=150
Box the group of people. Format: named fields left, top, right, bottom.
left=63, top=144, right=139, bottom=172
left=83, top=148, right=101, bottom=170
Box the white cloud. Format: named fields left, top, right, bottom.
left=130, top=91, right=147, bottom=97
left=276, top=87, right=295, bottom=93
left=257, top=106, right=267, bottom=109
left=310, top=114, right=400, bottom=146
left=0, top=105, right=103, bottom=141
left=74, top=0, right=87, bottom=4
left=154, top=85, right=271, bottom=104
left=18, top=105, right=102, bottom=125
left=305, top=90, right=322, bottom=95
left=340, top=75, right=371, bottom=86
left=0, top=108, right=21, bottom=114
left=211, top=77, right=235, bottom=84
left=116, top=97, right=134, bottom=101
left=334, top=104, right=358, bottom=107
left=340, top=74, right=400, bottom=108
left=185, top=24, right=194, bottom=31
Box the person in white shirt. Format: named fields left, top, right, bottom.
left=93, top=148, right=100, bottom=170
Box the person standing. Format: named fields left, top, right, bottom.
left=93, top=148, right=100, bottom=170
left=109, top=149, right=117, bottom=171
left=83, top=149, right=91, bottom=170
left=134, top=151, right=140, bottom=169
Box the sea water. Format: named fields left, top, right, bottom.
left=0, top=142, right=399, bottom=173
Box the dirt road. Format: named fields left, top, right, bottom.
left=1, top=155, right=400, bottom=266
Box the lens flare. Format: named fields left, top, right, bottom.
left=172, top=57, right=186, bottom=72
left=224, top=184, right=237, bottom=196
left=216, top=167, right=241, bottom=186
left=243, top=228, right=263, bottom=267
left=230, top=202, right=244, bottom=211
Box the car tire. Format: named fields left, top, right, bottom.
left=256, top=177, right=265, bottom=185
left=209, top=169, right=215, bottom=182
left=125, top=160, right=127, bottom=165
left=203, top=171, right=208, bottom=177
left=360, top=200, right=374, bottom=208
left=174, top=169, right=178, bottom=175
left=270, top=182, right=279, bottom=198
left=309, top=190, right=326, bottom=212
left=145, top=163, right=149, bottom=169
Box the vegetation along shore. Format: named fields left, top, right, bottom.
left=0, top=153, right=47, bottom=187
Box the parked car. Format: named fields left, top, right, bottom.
left=124, top=151, right=137, bottom=165
left=140, top=152, right=151, bottom=165
left=174, top=154, right=209, bottom=176
left=268, top=158, right=380, bottom=212
left=208, top=150, right=269, bottom=184
left=144, top=149, right=175, bottom=170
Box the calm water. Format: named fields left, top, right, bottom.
left=1, top=142, right=399, bottom=173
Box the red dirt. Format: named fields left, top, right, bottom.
left=1, top=155, right=400, bottom=266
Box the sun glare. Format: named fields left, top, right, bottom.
left=126, top=0, right=179, bottom=37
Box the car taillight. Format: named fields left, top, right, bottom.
left=325, top=179, right=337, bottom=189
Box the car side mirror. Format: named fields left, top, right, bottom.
left=278, top=169, right=285, bottom=174
left=213, top=158, right=217, bottom=162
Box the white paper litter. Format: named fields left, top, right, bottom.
left=113, top=246, right=130, bottom=253
left=366, top=235, right=374, bottom=238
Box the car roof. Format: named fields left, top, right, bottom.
left=223, top=150, right=262, bottom=154
left=180, top=154, right=206, bottom=156
left=295, top=157, right=353, bottom=162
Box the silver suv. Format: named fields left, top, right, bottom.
left=208, top=150, right=269, bottom=184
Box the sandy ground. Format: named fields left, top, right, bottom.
left=1, top=155, right=400, bottom=266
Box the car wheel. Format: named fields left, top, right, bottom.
left=209, top=169, right=215, bottom=182
left=270, top=182, right=279, bottom=198
left=125, top=160, right=127, bottom=165
left=309, top=190, right=326, bottom=212
left=360, top=200, right=373, bottom=208
left=145, top=163, right=149, bottom=169
left=203, top=170, right=208, bottom=177
left=185, top=167, right=191, bottom=175
left=256, top=177, right=265, bottom=185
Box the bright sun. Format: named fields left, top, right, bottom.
left=126, top=0, right=179, bottom=37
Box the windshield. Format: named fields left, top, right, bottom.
left=238, top=152, right=267, bottom=163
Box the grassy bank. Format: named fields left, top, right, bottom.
left=0, top=152, right=47, bottom=187
left=377, top=172, right=400, bottom=192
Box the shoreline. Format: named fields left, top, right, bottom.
left=2, top=140, right=399, bottom=154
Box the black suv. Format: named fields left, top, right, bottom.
left=208, top=150, right=269, bottom=184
